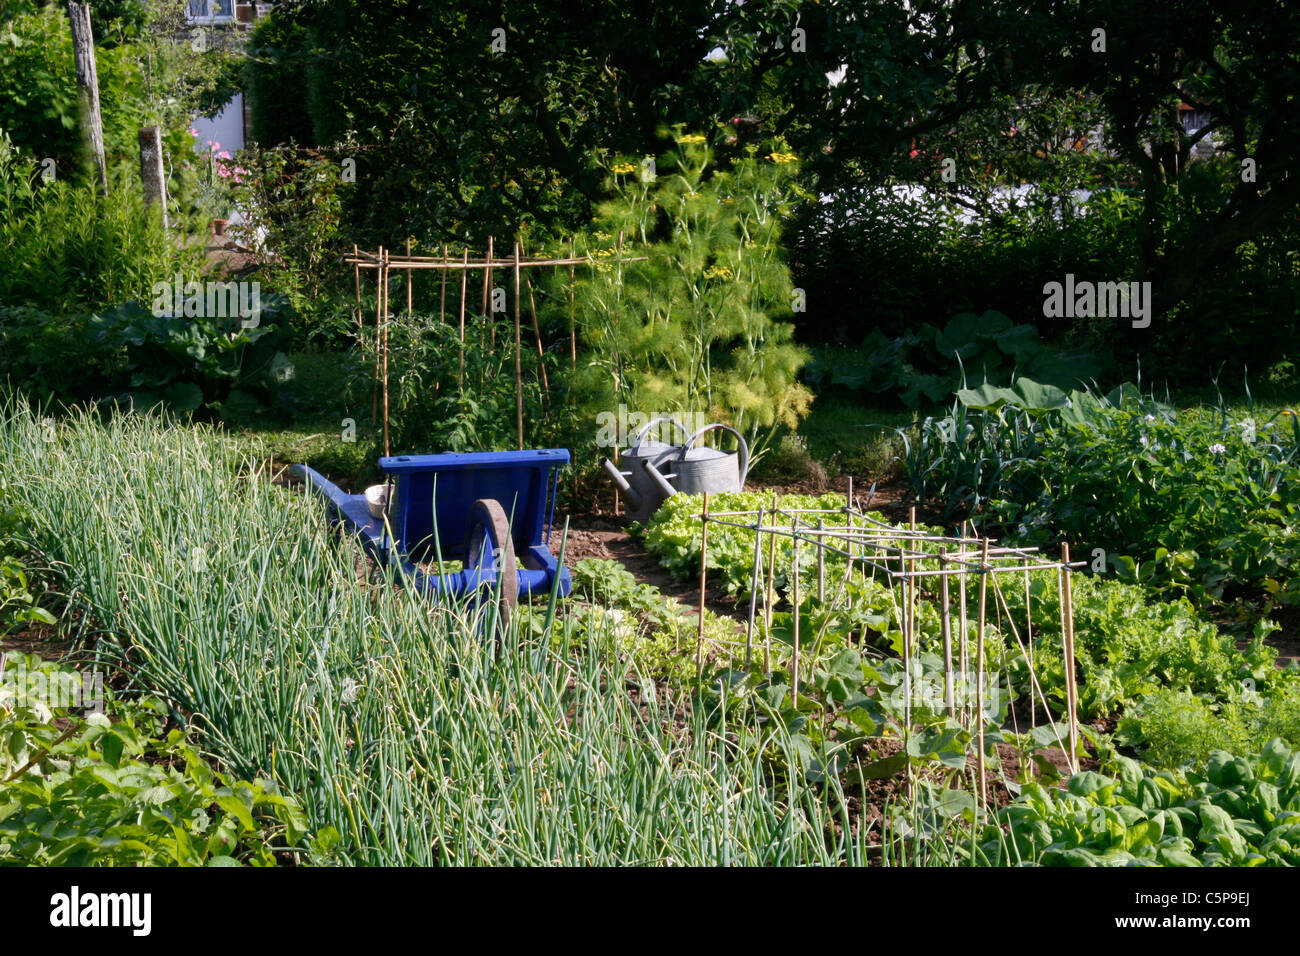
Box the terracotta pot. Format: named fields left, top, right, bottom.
left=211, top=218, right=228, bottom=237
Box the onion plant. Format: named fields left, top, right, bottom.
left=0, top=396, right=871, bottom=865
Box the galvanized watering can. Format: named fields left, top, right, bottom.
left=600, top=417, right=690, bottom=522
left=643, top=423, right=749, bottom=498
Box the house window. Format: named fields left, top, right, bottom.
left=186, top=0, right=235, bottom=21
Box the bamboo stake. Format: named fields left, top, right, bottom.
left=1025, top=567, right=1035, bottom=728
left=746, top=511, right=763, bottom=670
left=940, top=550, right=954, bottom=718
left=764, top=495, right=777, bottom=669
left=697, top=493, right=709, bottom=675
left=976, top=536, right=990, bottom=815
left=513, top=242, right=524, bottom=450
left=457, top=249, right=468, bottom=387
left=764, top=492, right=779, bottom=635
left=908, top=505, right=917, bottom=657
left=487, top=236, right=496, bottom=348
left=845, top=478, right=855, bottom=611
left=405, top=238, right=413, bottom=315
left=481, top=236, right=492, bottom=359
left=524, top=274, right=551, bottom=399
left=568, top=236, right=577, bottom=372
left=900, top=542, right=911, bottom=732
left=791, top=512, right=801, bottom=708
left=353, top=243, right=362, bottom=339
left=959, top=520, right=969, bottom=720
left=438, top=243, right=447, bottom=322
left=816, top=517, right=825, bottom=603
left=1061, top=542, right=1079, bottom=773
left=372, top=245, right=383, bottom=437
left=380, top=250, right=391, bottom=457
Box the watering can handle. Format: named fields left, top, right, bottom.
left=629, top=416, right=692, bottom=453
left=680, top=423, right=749, bottom=488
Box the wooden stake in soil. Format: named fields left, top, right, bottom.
left=697, top=493, right=709, bottom=674
left=67, top=2, right=107, bottom=193
left=513, top=242, right=524, bottom=450
left=939, top=550, right=954, bottom=718
left=976, top=537, right=990, bottom=814
left=1061, top=542, right=1079, bottom=773
left=137, top=126, right=167, bottom=229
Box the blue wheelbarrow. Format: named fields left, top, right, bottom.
left=291, top=450, right=572, bottom=627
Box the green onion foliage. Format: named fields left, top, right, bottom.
left=0, top=397, right=868, bottom=865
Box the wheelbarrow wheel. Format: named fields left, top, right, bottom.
left=465, top=498, right=518, bottom=655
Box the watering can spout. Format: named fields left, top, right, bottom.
left=641, top=459, right=678, bottom=500
left=601, top=457, right=642, bottom=509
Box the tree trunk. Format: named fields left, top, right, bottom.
left=67, top=2, right=107, bottom=194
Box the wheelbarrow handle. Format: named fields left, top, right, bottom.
left=628, top=416, right=692, bottom=453
left=679, top=423, right=750, bottom=488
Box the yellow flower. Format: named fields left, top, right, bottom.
left=767, top=151, right=798, bottom=164
left=677, top=134, right=707, bottom=144
left=703, top=265, right=733, bottom=280
left=611, top=162, right=637, bottom=174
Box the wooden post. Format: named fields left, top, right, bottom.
left=67, top=2, right=106, bottom=193
left=1061, top=542, right=1079, bottom=772
left=137, top=126, right=167, bottom=229
left=457, top=248, right=468, bottom=386
left=697, top=493, right=709, bottom=675
left=405, top=238, right=413, bottom=315
left=513, top=242, right=523, bottom=450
